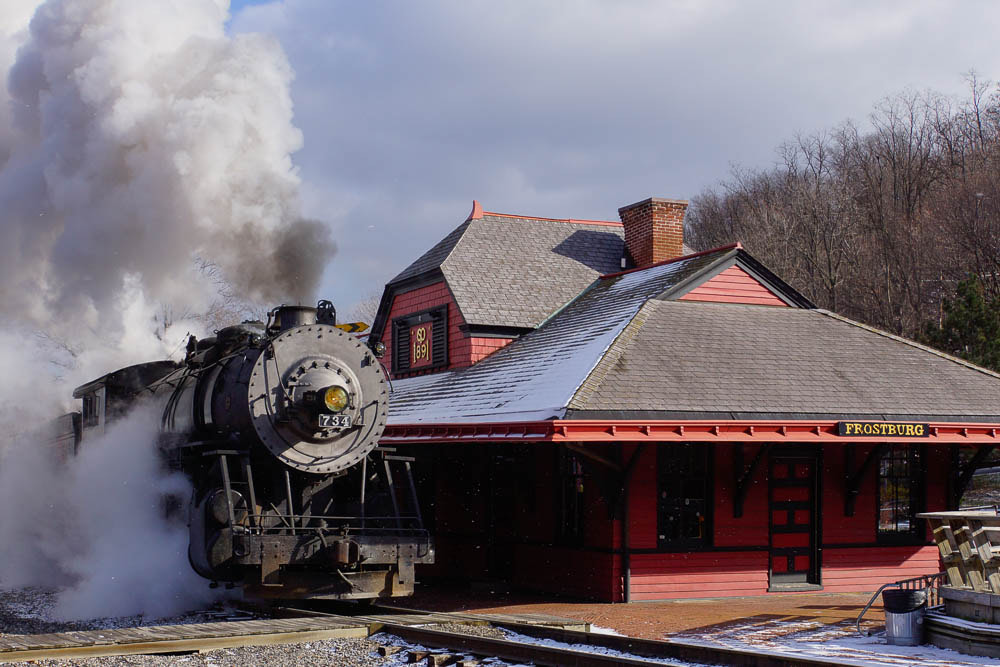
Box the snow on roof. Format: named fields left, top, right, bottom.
left=387, top=246, right=733, bottom=424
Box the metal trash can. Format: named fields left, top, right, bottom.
left=882, top=588, right=927, bottom=646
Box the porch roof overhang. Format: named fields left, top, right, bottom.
left=380, top=418, right=1000, bottom=445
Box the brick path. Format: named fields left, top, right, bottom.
left=395, top=587, right=883, bottom=640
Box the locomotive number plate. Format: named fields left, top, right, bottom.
left=318, top=414, right=352, bottom=428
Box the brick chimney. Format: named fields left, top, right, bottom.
left=618, top=197, right=688, bottom=268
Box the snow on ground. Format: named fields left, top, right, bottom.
left=501, top=628, right=704, bottom=666
left=668, top=616, right=999, bottom=666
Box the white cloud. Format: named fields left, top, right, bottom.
left=180, top=2, right=1000, bottom=311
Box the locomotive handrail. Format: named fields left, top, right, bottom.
left=243, top=514, right=426, bottom=524
left=240, top=525, right=431, bottom=537
left=239, top=512, right=429, bottom=533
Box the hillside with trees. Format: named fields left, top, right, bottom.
left=687, top=76, right=1000, bottom=369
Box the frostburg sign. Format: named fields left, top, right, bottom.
left=837, top=421, right=929, bottom=437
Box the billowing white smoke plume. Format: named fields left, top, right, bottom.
left=1, top=0, right=334, bottom=337
left=0, top=407, right=210, bottom=619
left=0, top=0, right=334, bottom=620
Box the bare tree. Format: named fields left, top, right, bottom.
left=687, top=79, right=1000, bottom=340
left=344, top=291, right=383, bottom=326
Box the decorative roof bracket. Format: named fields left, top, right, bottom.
left=844, top=443, right=890, bottom=516
left=734, top=443, right=772, bottom=518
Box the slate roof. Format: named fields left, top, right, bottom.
left=387, top=246, right=734, bottom=423
left=567, top=300, right=1000, bottom=421
left=387, top=211, right=695, bottom=330
left=387, top=245, right=1000, bottom=425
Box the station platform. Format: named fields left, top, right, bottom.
left=387, top=586, right=883, bottom=639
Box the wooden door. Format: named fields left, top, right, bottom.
left=769, top=449, right=820, bottom=589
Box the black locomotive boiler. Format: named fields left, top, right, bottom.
left=68, top=302, right=433, bottom=600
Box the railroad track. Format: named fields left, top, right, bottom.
left=0, top=604, right=873, bottom=666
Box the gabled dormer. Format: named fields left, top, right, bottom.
left=370, top=201, right=631, bottom=379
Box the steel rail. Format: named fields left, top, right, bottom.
left=377, top=622, right=669, bottom=666
left=377, top=619, right=870, bottom=667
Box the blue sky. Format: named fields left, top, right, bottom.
left=226, top=1, right=1000, bottom=318
left=229, top=0, right=270, bottom=12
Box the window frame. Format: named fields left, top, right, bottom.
left=656, top=443, right=713, bottom=551
left=876, top=443, right=925, bottom=545
left=391, top=304, right=448, bottom=375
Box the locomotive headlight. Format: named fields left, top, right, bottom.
left=323, top=385, right=350, bottom=413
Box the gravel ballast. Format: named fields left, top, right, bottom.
left=0, top=587, right=518, bottom=666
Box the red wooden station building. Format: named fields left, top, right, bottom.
left=368, top=196, right=1000, bottom=602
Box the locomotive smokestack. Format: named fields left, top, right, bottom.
left=270, top=306, right=318, bottom=333
left=268, top=301, right=337, bottom=333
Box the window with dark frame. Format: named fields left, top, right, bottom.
left=877, top=444, right=923, bottom=542
left=391, top=304, right=448, bottom=375
left=82, top=394, right=99, bottom=428
left=657, top=444, right=710, bottom=549
left=557, top=449, right=586, bottom=545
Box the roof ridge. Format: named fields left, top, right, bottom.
left=814, top=309, right=1000, bottom=381
left=568, top=300, right=658, bottom=410
left=437, top=218, right=474, bottom=270
left=386, top=217, right=473, bottom=285
left=482, top=211, right=623, bottom=227
left=601, top=243, right=741, bottom=280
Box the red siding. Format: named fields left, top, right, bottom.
left=714, top=444, right=769, bottom=547
left=466, top=336, right=514, bottom=365
left=628, top=547, right=939, bottom=600
left=630, top=551, right=770, bottom=600
left=821, top=546, right=941, bottom=592
left=625, top=444, right=658, bottom=549
left=679, top=266, right=788, bottom=306
left=379, top=281, right=513, bottom=377
left=822, top=443, right=878, bottom=544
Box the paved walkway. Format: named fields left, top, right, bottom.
left=393, top=587, right=883, bottom=639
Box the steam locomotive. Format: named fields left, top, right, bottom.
left=62, top=302, right=433, bottom=600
